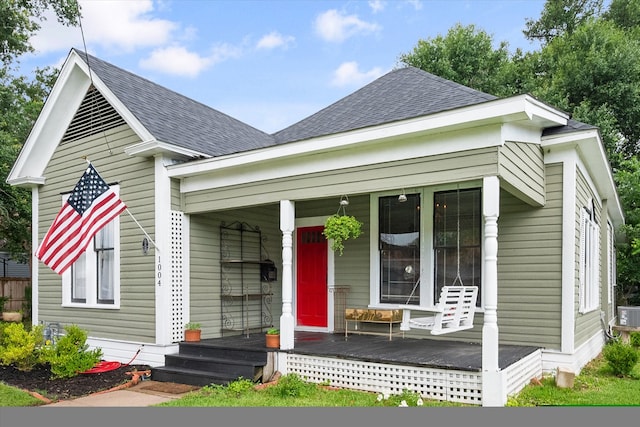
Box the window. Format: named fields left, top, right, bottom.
left=375, top=186, right=482, bottom=307
left=433, top=189, right=482, bottom=305
left=579, top=206, right=599, bottom=313
left=379, top=193, right=420, bottom=304
left=63, top=188, right=120, bottom=308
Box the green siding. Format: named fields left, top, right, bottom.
left=495, top=163, right=564, bottom=348
left=183, top=147, right=500, bottom=213
left=499, top=141, right=545, bottom=206
left=189, top=205, right=283, bottom=338
left=574, top=167, right=603, bottom=348
left=171, top=178, right=181, bottom=210
left=37, top=124, right=157, bottom=342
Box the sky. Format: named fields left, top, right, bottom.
left=19, top=0, right=550, bottom=134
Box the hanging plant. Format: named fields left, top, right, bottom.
left=323, top=214, right=363, bottom=256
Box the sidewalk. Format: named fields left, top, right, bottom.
left=42, top=380, right=199, bottom=407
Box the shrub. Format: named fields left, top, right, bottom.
left=39, top=324, right=103, bottom=379
left=630, top=331, right=640, bottom=348
left=226, top=377, right=255, bottom=396
left=602, top=340, right=639, bottom=377
left=0, top=322, right=44, bottom=371
left=268, top=373, right=315, bottom=398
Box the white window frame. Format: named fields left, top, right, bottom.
left=579, top=206, right=600, bottom=313
left=369, top=182, right=483, bottom=310
left=61, top=185, right=121, bottom=309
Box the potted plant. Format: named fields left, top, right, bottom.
left=265, top=327, right=280, bottom=348
left=184, top=322, right=201, bottom=342
left=323, top=214, right=363, bottom=256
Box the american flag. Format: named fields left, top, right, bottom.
left=36, top=163, right=127, bottom=275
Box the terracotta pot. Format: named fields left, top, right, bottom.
left=265, top=333, right=280, bottom=349
left=2, top=312, right=23, bottom=322
left=184, top=329, right=201, bottom=342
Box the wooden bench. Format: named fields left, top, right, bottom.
left=399, top=286, right=478, bottom=335
left=345, top=308, right=403, bottom=341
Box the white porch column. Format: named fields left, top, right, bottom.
left=481, top=176, right=506, bottom=406
left=280, top=200, right=295, bottom=350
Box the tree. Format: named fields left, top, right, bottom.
left=613, top=157, right=640, bottom=305
left=398, top=0, right=640, bottom=304
left=398, top=23, right=513, bottom=96
left=0, top=0, right=80, bottom=67
left=602, top=0, right=640, bottom=30
left=0, top=1, right=80, bottom=261
left=523, top=0, right=604, bottom=44
left=0, top=67, right=58, bottom=262
left=534, top=19, right=640, bottom=160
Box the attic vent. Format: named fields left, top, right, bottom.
left=60, top=86, right=126, bottom=144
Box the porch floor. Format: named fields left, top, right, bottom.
left=209, top=331, right=540, bottom=372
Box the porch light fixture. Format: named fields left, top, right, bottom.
left=398, top=189, right=407, bottom=203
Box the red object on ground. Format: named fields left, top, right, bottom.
left=82, top=360, right=122, bottom=374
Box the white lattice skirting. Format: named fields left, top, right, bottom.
left=504, top=348, right=542, bottom=397
left=285, top=354, right=483, bottom=405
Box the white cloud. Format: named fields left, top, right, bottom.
left=369, top=1, right=386, bottom=13
left=314, top=9, right=381, bottom=43
left=256, top=31, right=295, bottom=50
left=139, top=43, right=241, bottom=77
left=139, top=46, right=211, bottom=77
left=330, top=61, right=384, bottom=87
left=31, top=0, right=178, bottom=54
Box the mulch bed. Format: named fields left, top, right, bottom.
left=0, top=363, right=152, bottom=401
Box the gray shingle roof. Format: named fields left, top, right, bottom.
left=273, top=66, right=498, bottom=144
left=542, top=118, right=597, bottom=136
left=74, top=50, right=581, bottom=158
left=73, top=48, right=275, bottom=157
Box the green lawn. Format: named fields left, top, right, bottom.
left=2, top=346, right=639, bottom=407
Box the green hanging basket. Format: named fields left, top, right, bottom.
left=323, top=214, right=363, bottom=256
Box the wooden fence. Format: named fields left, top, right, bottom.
left=1, top=278, right=31, bottom=312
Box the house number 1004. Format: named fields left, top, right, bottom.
left=157, top=256, right=162, bottom=286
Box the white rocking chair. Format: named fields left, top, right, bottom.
left=399, top=285, right=478, bottom=335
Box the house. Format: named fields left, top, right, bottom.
left=7, top=48, right=624, bottom=406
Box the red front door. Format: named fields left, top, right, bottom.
left=296, top=226, right=328, bottom=327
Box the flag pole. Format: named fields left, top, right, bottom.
left=126, top=208, right=159, bottom=252
left=81, top=157, right=157, bottom=252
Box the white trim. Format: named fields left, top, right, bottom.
left=31, top=187, right=39, bottom=325
left=369, top=182, right=482, bottom=309
left=542, top=129, right=624, bottom=228
left=546, top=148, right=577, bottom=354
left=541, top=330, right=605, bottom=375
left=154, top=155, right=171, bottom=345
left=579, top=206, right=600, bottom=314
left=85, top=337, right=178, bottom=367
left=173, top=125, right=505, bottom=193
left=124, top=139, right=208, bottom=159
